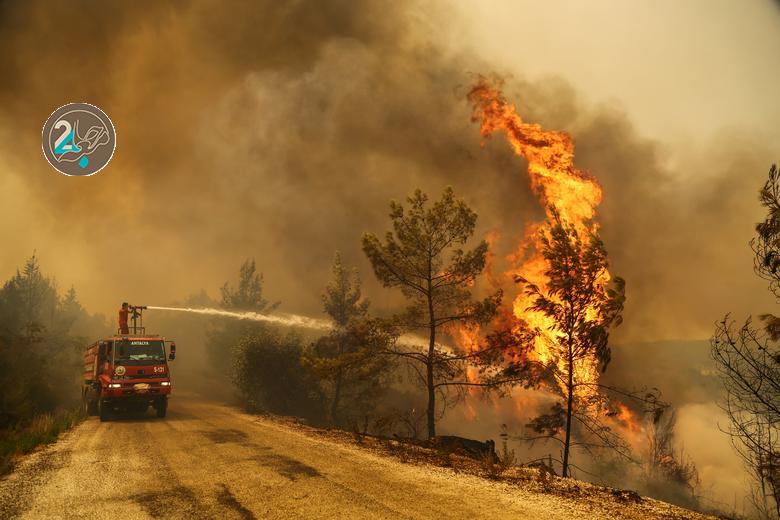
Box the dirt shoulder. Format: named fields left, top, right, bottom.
left=259, top=413, right=721, bottom=520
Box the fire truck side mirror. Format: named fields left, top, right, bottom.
left=168, top=342, right=176, bottom=361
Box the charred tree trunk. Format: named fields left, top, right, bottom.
left=426, top=347, right=435, bottom=439
left=562, top=339, right=574, bottom=478
left=426, top=276, right=436, bottom=439
left=331, top=367, right=343, bottom=425
left=329, top=335, right=346, bottom=425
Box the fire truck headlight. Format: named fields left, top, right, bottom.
left=109, top=383, right=121, bottom=388
left=161, top=381, right=171, bottom=386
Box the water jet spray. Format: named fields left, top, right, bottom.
left=145, top=306, right=332, bottom=331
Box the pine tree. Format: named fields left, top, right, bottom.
left=208, top=259, right=279, bottom=376
left=304, top=253, right=391, bottom=425
left=362, top=187, right=501, bottom=438
left=519, top=209, right=625, bottom=477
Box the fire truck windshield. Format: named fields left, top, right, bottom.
left=114, top=339, right=166, bottom=365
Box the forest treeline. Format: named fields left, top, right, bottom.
left=0, top=255, right=106, bottom=471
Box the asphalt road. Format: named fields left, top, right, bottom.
left=0, top=395, right=706, bottom=520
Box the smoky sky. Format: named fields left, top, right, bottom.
left=0, top=0, right=775, bottom=346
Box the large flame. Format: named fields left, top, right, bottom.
left=466, top=78, right=608, bottom=400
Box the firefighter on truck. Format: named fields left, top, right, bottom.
left=82, top=303, right=176, bottom=421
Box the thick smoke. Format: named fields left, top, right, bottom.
left=0, top=0, right=772, bottom=340
left=0, top=0, right=774, bottom=512
left=0, top=0, right=535, bottom=319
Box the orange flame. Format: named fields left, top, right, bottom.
left=451, top=78, right=645, bottom=446
left=450, top=322, right=483, bottom=420
left=612, top=403, right=644, bottom=449
left=467, top=77, right=607, bottom=400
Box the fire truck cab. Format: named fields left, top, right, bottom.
left=82, top=305, right=176, bottom=421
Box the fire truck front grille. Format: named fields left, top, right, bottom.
left=121, top=388, right=161, bottom=395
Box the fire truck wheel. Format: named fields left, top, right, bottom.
left=83, top=396, right=97, bottom=416
left=98, top=399, right=110, bottom=422
left=155, top=399, right=167, bottom=418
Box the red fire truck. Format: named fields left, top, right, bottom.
left=82, top=304, right=176, bottom=421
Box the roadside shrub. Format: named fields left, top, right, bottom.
left=232, top=329, right=324, bottom=421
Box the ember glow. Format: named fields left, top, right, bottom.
left=466, top=78, right=612, bottom=402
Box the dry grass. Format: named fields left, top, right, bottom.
left=0, top=409, right=84, bottom=475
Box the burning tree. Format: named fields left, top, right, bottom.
left=466, top=77, right=650, bottom=479
left=304, top=253, right=393, bottom=426
left=362, top=187, right=502, bottom=438
left=519, top=210, right=626, bottom=477
left=644, top=407, right=700, bottom=507
left=712, top=164, right=780, bottom=518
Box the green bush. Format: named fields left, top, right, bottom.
left=232, top=328, right=324, bottom=421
